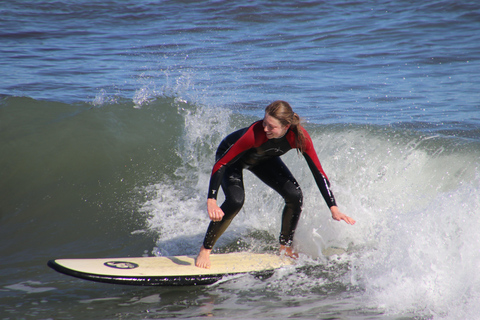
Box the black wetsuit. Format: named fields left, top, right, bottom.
left=203, top=120, right=336, bottom=249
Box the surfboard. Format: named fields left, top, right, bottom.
left=47, top=252, right=293, bottom=286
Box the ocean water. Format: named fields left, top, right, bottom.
left=1, top=0, right=480, bottom=319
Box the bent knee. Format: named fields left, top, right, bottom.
left=284, top=184, right=303, bottom=207
left=222, top=187, right=245, bottom=217
left=224, top=193, right=245, bottom=211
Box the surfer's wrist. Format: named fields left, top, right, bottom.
left=329, top=206, right=339, bottom=213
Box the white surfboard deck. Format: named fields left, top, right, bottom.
left=48, top=252, right=294, bottom=286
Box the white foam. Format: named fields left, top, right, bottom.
left=138, top=112, right=480, bottom=317
left=4, top=281, right=56, bottom=294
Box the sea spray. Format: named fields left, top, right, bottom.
left=329, top=127, right=480, bottom=317
left=140, top=115, right=480, bottom=318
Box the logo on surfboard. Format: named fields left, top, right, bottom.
left=104, top=261, right=139, bottom=269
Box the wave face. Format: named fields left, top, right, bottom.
left=2, top=93, right=480, bottom=318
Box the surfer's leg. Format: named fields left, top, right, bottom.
left=250, top=157, right=303, bottom=251
left=197, top=166, right=245, bottom=268
left=203, top=166, right=245, bottom=249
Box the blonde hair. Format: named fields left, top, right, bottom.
left=265, top=100, right=306, bottom=153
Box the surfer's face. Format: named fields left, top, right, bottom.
left=263, top=114, right=290, bottom=139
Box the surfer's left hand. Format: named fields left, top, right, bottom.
left=330, top=206, right=356, bottom=225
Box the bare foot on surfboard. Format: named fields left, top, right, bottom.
left=195, top=246, right=212, bottom=269
left=280, top=245, right=299, bottom=259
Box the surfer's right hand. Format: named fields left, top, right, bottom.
left=207, top=199, right=224, bottom=221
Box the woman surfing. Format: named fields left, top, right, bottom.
left=196, top=100, right=355, bottom=268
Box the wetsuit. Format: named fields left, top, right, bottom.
left=203, top=120, right=337, bottom=249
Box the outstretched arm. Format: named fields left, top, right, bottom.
left=330, top=206, right=356, bottom=225
left=297, top=128, right=355, bottom=225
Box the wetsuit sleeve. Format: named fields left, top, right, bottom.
left=300, top=128, right=337, bottom=208
left=207, top=122, right=265, bottom=199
